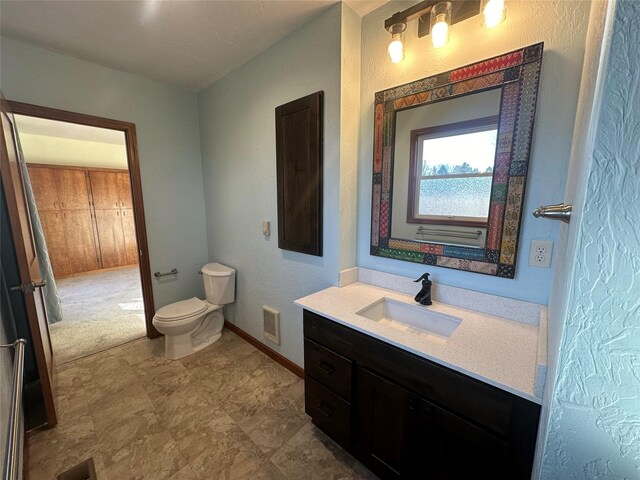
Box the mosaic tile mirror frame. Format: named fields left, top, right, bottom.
left=370, top=43, right=544, bottom=278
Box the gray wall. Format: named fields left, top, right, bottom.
left=0, top=37, right=209, bottom=309
left=198, top=4, right=344, bottom=365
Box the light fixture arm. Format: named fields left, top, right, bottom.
left=384, top=0, right=481, bottom=38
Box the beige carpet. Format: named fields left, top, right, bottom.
left=50, top=266, right=147, bottom=365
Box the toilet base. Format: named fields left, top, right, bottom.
left=162, top=309, right=225, bottom=360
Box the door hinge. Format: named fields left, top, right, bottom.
left=10, top=280, right=46, bottom=295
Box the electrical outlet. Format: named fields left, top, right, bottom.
left=529, top=240, right=553, bottom=268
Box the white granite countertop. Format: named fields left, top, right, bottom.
left=295, top=282, right=543, bottom=404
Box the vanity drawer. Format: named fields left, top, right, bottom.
left=305, top=376, right=351, bottom=448
left=304, top=338, right=352, bottom=401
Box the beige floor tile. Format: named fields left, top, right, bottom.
left=166, top=463, right=200, bottom=480
left=95, top=409, right=165, bottom=467
left=176, top=414, right=286, bottom=480
left=28, top=415, right=98, bottom=476
left=148, top=381, right=214, bottom=430
left=132, top=354, right=192, bottom=397
left=103, top=430, right=187, bottom=480
left=29, top=332, right=377, bottom=480
left=271, top=423, right=376, bottom=480
left=90, top=384, right=155, bottom=432
left=238, top=381, right=308, bottom=457
left=83, top=357, right=140, bottom=405
left=110, top=336, right=166, bottom=366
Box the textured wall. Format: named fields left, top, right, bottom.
left=1, top=37, right=209, bottom=309
left=357, top=1, right=590, bottom=304
left=541, top=0, right=640, bottom=476
left=198, top=4, right=344, bottom=366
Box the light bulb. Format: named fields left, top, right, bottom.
left=430, top=2, right=451, bottom=48
left=482, top=0, right=506, bottom=28
left=431, top=15, right=449, bottom=48
left=388, top=33, right=404, bottom=63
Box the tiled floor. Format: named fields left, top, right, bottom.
left=27, top=329, right=376, bottom=479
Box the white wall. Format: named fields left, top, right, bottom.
left=20, top=133, right=128, bottom=169
left=1, top=37, right=209, bottom=309
left=357, top=1, right=590, bottom=304
left=540, top=0, right=640, bottom=476
left=532, top=0, right=614, bottom=477
left=198, top=4, right=349, bottom=365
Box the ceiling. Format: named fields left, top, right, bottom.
left=14, top=115, right=125, bottom=145
left=0, top=0, right=388, bottom=91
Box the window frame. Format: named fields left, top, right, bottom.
left=406, top=115, right=499, bottom=228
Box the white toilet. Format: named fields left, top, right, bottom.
left=152, top=263, right=236, bottom=360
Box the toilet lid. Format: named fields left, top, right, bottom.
left=155, top=297, right=207, bottom=321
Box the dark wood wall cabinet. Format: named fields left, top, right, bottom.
left=275, top=91, right=323, bottom=256
left=28, top=164, right=138, bottom=277
left=303, top=310, right=541, bottom=480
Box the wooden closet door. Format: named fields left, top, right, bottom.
left=116, top=172, right=133, bottom=209
left=95, top=209, right=126, bottom=268
left=89, top=171, right=120, bottom=209
left=28, top=166, right=60, bottom=211
left=121, top=209, right=138, bottom=265
left=55, top=169, right=90, bottom=210
left=39, top=210, right=72, bottom=277
left=62, top=210, right=99, bottom=273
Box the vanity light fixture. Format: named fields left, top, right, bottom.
left=384, top=0, right=506, bottom=61
left=387, top=21, right=407, bottom=63
left=481, top=0, right=507, bottom=28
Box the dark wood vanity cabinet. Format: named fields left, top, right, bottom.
left=303, top=310, right=540, bottom=480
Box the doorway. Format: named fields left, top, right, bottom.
left=9, top=101, right=157, bottom=365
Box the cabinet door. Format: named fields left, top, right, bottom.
left=62, top=210, right=99, bottom=273
left=116, top=172, right=133, bottom=209
left=95, top=209, right=126, bottom=268
left=28, top=166, right=60, bottom=211
left=89, top=171, right=120, bottom=209
left=431, top=407, right=510, bottom=480
left=356, top=368, right=436, bottom=479
left=39, top=210, right=72, bottom=277
left=121, top=208, right=138, bottom=265
left=55, top=169, right=90, bottom=209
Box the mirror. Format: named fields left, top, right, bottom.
left=370, top=43, right=544, bottom=278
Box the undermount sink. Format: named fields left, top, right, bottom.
left=356, top=297, right=461, bottom=339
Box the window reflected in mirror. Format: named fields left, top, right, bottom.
left=409, top=116, right=498, bottom=226
left=391, top=88, right=502, bottom=247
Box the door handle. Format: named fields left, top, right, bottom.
left=533, top=203, right=572, bottom=223
left=10, top=280, right=46, bottom=294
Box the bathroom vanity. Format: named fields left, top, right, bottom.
left=296, top=282, right=544, bottom=480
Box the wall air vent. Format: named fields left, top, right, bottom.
left=263, top=306, right=281, bottom=345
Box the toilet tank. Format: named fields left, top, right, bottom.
left=201, top=263, right=236, bottom=305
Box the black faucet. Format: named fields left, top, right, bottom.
left=414, top=273, right=432, bottom=305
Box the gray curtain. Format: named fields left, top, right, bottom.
left=12, top=117, right=63, bottom=324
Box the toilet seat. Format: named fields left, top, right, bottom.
left=155, top=297, right=207, bottom=322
